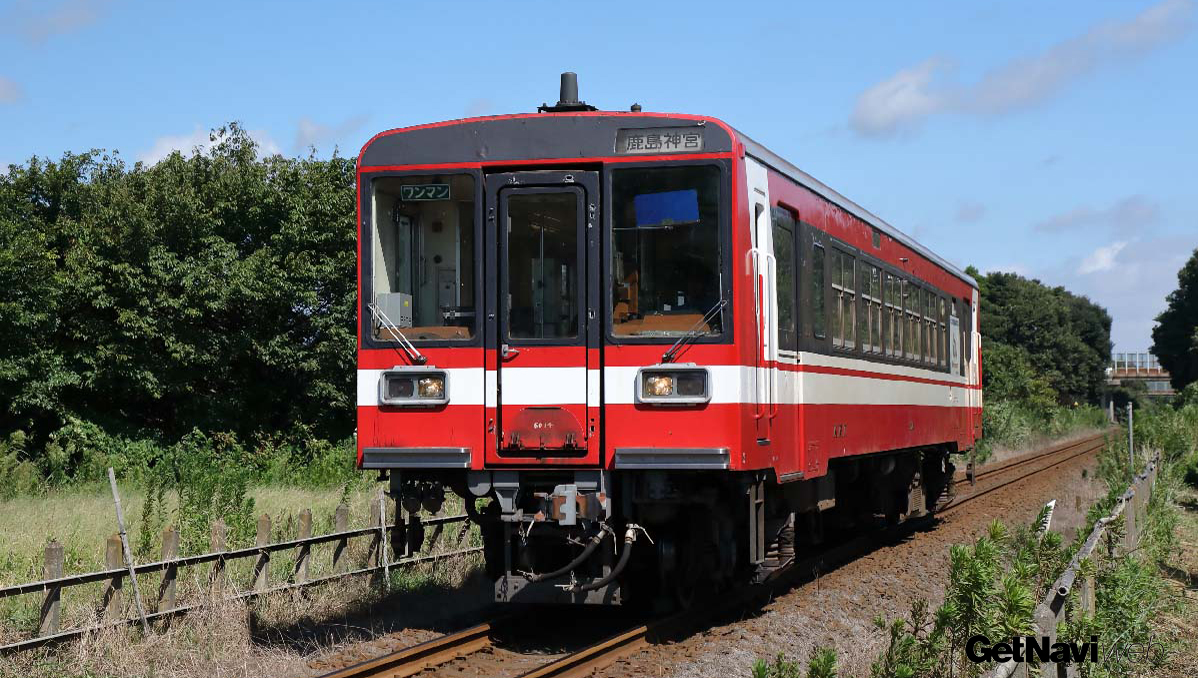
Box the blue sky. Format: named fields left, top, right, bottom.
left=1, top=0, right=1194, bottom=353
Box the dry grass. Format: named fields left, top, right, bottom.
left=0, top=559, right=488, bottom=678
left=0, top=480, right=482, bottom=676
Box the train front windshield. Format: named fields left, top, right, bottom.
left=610, top=165, right=723, bottom=337
left=369, top=174, right=477, bottom=341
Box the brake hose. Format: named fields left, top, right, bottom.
left=524, top=524, right=611, bottom=583
left=574, top=525, right=638, bottom=592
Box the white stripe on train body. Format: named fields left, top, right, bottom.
left=356, top=352, right=971, bottom=408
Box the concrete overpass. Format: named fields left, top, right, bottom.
left=1106, top=352, right=1175, bottom=397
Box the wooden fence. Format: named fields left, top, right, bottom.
left=0, top=502, right=480, bottom=654
left=983, top=453, right=1161, bottom=678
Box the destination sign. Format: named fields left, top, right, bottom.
left=400, top=184, right=451, bottom=201
left=616, top=127, right=704, bottom=155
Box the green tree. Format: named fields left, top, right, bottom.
left=975, top=270, right=1111, bottom=404
left=1151, top=248, right=1198, bottom=391
left=0, top=124, right=357, bottom=449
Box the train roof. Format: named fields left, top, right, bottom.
left=358, top=111, right=977, bottom=290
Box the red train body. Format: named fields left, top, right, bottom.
left=356, top=78, right=981, bottom=605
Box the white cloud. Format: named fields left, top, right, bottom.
left=851, top=59, right=948, bottom=137
left=1054, top=236, right=1196, bottom=351
left=294, top=114, right=368, bottom=153
left=1035, top=195, right=1161, bottom=234
left=0, top=76, right=22, bottom=103
left=1078, top=240, right=1130, bottom=275
left=851, top=0, right=1194, bottom=137
left=4, top=0, right=110, bottom=45
left=138, top=125, right=281, bottom=165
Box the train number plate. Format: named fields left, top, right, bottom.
left=616, top=127, right=704, bottom=154
left=400, top=184, right=450, bottom=201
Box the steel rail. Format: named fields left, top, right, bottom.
left=956, top=432, right=1107, bottom=485
left=941, top=432, right=1106, bottom=513
left=314, top=619, right=499, bottom=678
left=309, top=433, right=1108, bottom=678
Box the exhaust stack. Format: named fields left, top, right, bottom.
left=539, top=72, right=598, bottom=113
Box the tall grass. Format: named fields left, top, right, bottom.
left=975, top=401, right=1108, bottom=463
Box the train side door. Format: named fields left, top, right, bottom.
left=967, top=289, right=982, bottom=439
left=746, top=159, right=777, bottom=444
left=484, top=171, right=601, bottom=466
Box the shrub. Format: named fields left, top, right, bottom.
left=751, top=648, right=837, bottom=678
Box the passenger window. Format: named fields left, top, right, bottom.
left=939, top=297, right=948, bottom=369
left=831, top=250, right=855, bottom=349
left=370, top=174, right=476, bottom=341
left=905, top=281, right=919, bottom=361
left=811, top=244, right=826, bottom=339
left=862, top=264, right=872, bottom=354
left=867, top=264, right=886, bottom=354
left=772, top=208, right=797, bottom=351
left=885, top=273, right=900, bottom=357
left=866, top=265, right=882, bottom=353
left=924, top=289, right=935, bottom=365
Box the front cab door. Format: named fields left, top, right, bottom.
left=485, top=171, right=600, bottom=466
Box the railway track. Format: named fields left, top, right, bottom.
left=941, top=431, right=1108, bottom=513
left=310, top=431, right=1108, bottom=678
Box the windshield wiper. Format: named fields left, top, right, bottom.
left=661, top=298, right=726, bottom=364
left=368, top=302, right=427, bottom=365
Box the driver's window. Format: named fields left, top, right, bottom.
left=371, top=174, right=476, bottom=341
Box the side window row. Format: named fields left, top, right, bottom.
left=771, top=206, right=964, bottom=374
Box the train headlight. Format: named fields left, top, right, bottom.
left=379, top=367, right=449, bottom=406
left=645, top=375, right=674, bottom=397
left=637, top=365, right=710, bottom=405
left=418, top=376, right=445, bottom=399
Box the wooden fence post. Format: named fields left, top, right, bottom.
left=378, top=490, right=391, bottom=589
left=106, top=468, right=149, bottom=633
left=295, top=509, right=312, bottom=585
left=456, top=518, right=471, bottom=549
left=1124, top=492, right=1137, bottom=553
left=39, top=540, right=63, bottom=636
left=1034, top=603, right=1057, bottom=676
left=423, top=516, right=440, bottom=555
left=1079, top=572, right=1096, bottom=615
left=159, top=526, right=179, bottom=613
left=368, top=500, right=382, bottom=575
left=332, top=504, right=349, bottom=573
left=102, top=534, right=123, bottom=619
left=209, top=519, right=227, bottom=591
left=254, top=514, right=271, bottom=593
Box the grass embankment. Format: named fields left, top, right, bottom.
left=750, top=402, right=1198, bottom=676
left=974, top=401, right=1109, bottom=464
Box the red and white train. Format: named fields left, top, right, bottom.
left=356, top=74, right=982, bottom=605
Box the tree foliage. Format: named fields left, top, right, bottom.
left=1151, top=247, right=1198, bottom=391
left=969, top=268, right=1112, bottom=405
left=0, top=124, right=357, bottom=448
